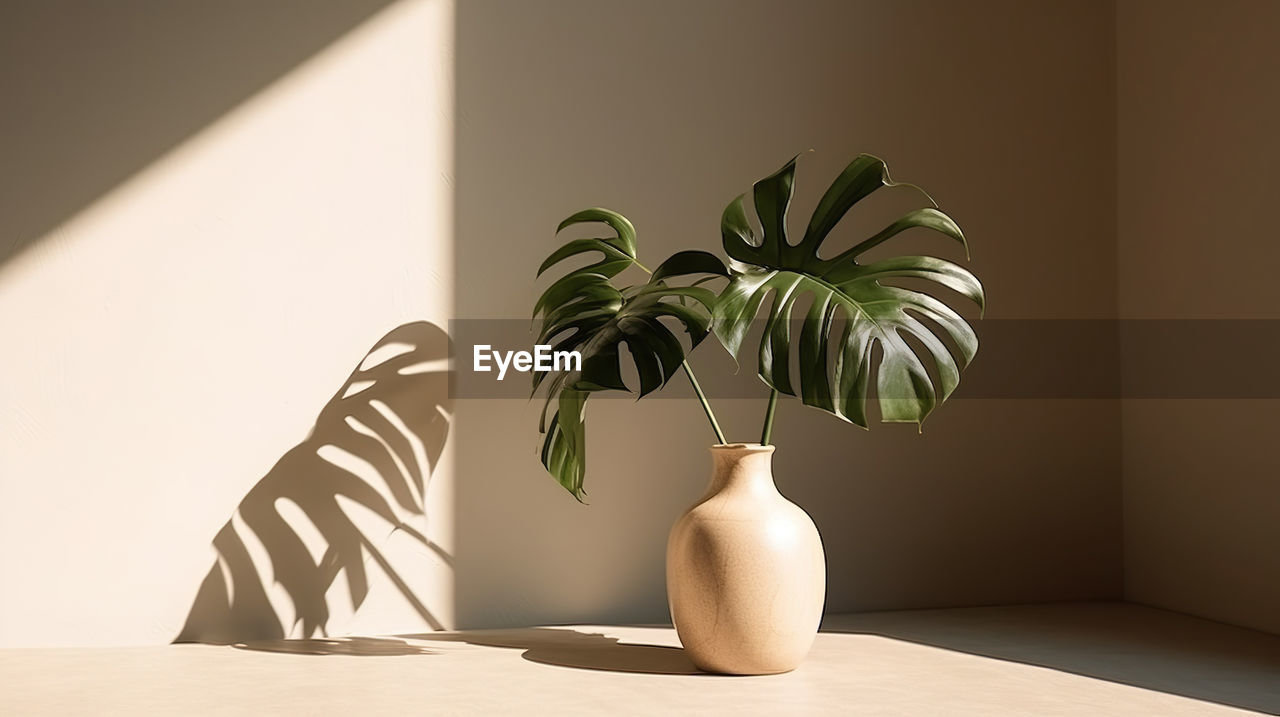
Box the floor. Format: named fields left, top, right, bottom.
left=3, top=602, right=1278, bottom=716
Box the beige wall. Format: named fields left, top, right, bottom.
left=452, top=0, right=1122, bottom=628
left=0, top=0, right=456, bottom=647
left=1118, top=0, right=1280, bottom=634
left=17, top=0, right=1274, bottom=648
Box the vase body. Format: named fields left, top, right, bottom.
left=666, top=443, right=826, bottom=674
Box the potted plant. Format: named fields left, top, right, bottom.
left=530, top=153, right=985, bottom=674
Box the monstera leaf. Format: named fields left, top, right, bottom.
left=533, top=208, right=726, bottom=500
left=713, top=154, right=985, bottom=428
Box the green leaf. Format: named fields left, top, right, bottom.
left=536, top=239, right=635, bottom=279
left=802, top=154, right=889, bottom=251
left=711, top=154, right=985, bottom=428
left=557, top=208, right=638, bottom=257
left=650, top=250, right=728, bottom=282
left=539, top=389, right=588, bottom=501
left=533, top=210, right=724, bottom=498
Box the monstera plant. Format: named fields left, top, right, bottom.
left=530, top=151, right=985, bottom=675
left=531, top=153, right=984, bottom=499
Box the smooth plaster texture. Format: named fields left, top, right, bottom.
left=0, top=0, right=456, bottom=647
left=1117, top=0, right=1280, bottom=634
left=453, top=0, right=1122, bottom=629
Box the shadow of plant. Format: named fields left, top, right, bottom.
left=233, top=636, right=437, bottom=656
left=176, top=321, right=452, bottom=644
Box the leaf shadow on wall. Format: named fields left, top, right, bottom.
left=175, top=321, right=452, bottom=644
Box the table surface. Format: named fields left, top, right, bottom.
left=3, top=602, right=1279, bottom=716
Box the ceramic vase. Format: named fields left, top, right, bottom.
left=666, top=443, right=826, bottom=674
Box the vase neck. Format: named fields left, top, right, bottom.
left=709, top=443, right=777, bottom=494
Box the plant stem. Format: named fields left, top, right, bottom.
left=760, top=388, right=779, bottom=446
left=682, top=359, right=726, bottom=444
left=637, top=258, right=723, bottom=444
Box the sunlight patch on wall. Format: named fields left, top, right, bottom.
left=0, top=0, right=455, bottom=647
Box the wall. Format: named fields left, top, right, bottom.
left=0, top=0, right=455, bottom=647
left=453, top=0, right=1122, bottom=628
left=11, top=0, right=1229, bottom=648
left=1118, top=0, right=1280, bottom=634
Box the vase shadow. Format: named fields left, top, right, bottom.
left=175, top=321, right=453, bottom=644
left=411, top=628, right=705, bottom=675
left=234, top=627, right=707, bottom=675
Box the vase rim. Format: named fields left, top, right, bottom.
left=711, top=442, right=775, bottom=453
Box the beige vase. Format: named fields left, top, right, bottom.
left=666, top=443, right=826, bottom=675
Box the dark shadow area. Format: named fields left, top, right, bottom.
left=235, top=627, right=706, bottom=674
left=176, top=321, right=452, bottom=644
left=823, top=602, right=1280, bottom=715
left=234, top=636, right=436, bottom=656
left=0, top=0, right=397, bottom=266
left=409, top=628, right=704, bottom=675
